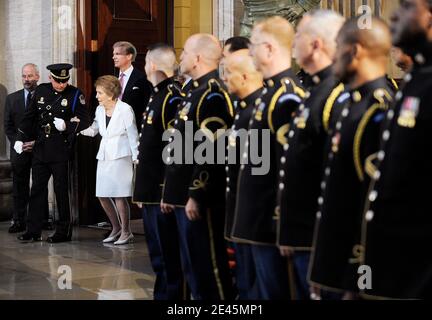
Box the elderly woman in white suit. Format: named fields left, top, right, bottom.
left=80, top=75, right=138, bottom=244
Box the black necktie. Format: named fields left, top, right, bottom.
left=25, top=91, right=34, bottom=110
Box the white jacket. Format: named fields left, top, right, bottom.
left=81, top=100, right=139, bottom=161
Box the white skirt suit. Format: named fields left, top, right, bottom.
left=81, top=100, right=139, bottom=197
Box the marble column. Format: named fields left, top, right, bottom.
left=213, top=0, right=235, bottom=42
left=52, top=0, right=77, bottom=83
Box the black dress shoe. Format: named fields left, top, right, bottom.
left=46, top=233, right=72, bottom=243
left=17, top=232, right=42, bottom=241
left=9, top=222, right=26, bottom=233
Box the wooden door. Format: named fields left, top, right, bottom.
left=75, top=0, right=173, bottom=226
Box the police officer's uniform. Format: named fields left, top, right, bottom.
left=360, top=51, right=432, bottom=299
left=230, top=68, right=305, bottom=299
left=16, top=64, right=89, bottom=242
left=308, top=76, right=393, bottom=293
left=276, top=66, right=340, bottom=299
left=162, top=70, right=235, bottom=300
left=133, top=78, right=184, bottom=300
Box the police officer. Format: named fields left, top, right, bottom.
left=133, top=43, right=184, bottom=300
left=161, top=33, right=234, bottom=300
left=308, top=17, right=394, bottom=299
left=223, top=49, right=263, bottom=299
left=14, top=63, right=90, bottom=243
left=276, top=10, right=345, bottom=300
left=230, top=16, right=305, bottom=300
left=360, top=0, right=432, bottom=299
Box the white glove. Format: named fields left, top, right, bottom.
left=54, top=117, right=66, bottom=132
left=14, top=141, right=23, bottom=154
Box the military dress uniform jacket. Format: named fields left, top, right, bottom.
left=16, top=83, right=89, bottom=163
left=308, top=77, right=393, bottom=293
left=360, top=52, right=432, bottom=299
left=162, top=70, right=234, bottom=208
left=133, top=78, right=183, bottom=204
left=276, top=67, right=340, bottom=249
left=224, top=88, right=263, bottom=240
left=230, top=69, right=305, bottom=245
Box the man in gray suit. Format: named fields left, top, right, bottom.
left=3, top=63, right=49, bottom=233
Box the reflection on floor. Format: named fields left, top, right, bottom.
left=0, top=222, right=155, bottom=300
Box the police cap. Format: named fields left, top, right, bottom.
left=47, top=63, right=73, bottom=83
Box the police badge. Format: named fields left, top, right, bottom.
left=398, top=97, right=420, bottom=128
left=61, top=99, right=68, bottom=107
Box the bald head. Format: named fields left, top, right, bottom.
left=180, top=33, right=222, bottom=79
left=189, top=33, right=222, bottom=65
left=224, top=49, right=263, bottom=98
left=225, top=50, right=258, bottom=77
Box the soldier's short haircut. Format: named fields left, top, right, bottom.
left=95, top=75, right=122, bottom=100
left=254, top=16, right=295, bottom=52
left=22, top=63, right=39, bottom=75
left=146, top=43, right=178, bottom=75
left=113, top=41, right=138, bottom=61
left=303, top=10, right=346, bottom=58
left=340, top=16, right=392, bottom=57
left=224, top=37, right=251, bottom=53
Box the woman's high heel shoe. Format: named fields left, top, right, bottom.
left=102, top=230, right=121, bottom=243
left=114, top=233, right=134, bottom=245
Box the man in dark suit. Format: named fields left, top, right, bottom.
left=112, top=41, right=152, bottom=128
left=3, top=63, right=49, bottom=233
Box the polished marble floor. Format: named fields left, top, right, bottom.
left=0, top=222, right=155, bottom=300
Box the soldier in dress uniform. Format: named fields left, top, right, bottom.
left=160, top=34, right=235, bottom=300
left=132, top=43, right=185, bottom=300
left=14, top=63, right=90, bottom=243
left=230, top=16, right=305, bottom=300
left=223, top=49, right=263, bottom=300
left=360, top=0, right=432, bottom=299
left=308, top=17, right=395, bottom=299
left=276, top=10, right=345, bottom=300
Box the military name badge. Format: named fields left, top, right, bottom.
left=61, top=99, right=68, bottom=107
left=398, top=97, right=420, bottom=128
left=180, top=102, right=191, bottom=121
left=255, top=102, right=265, bottom=121
left=296, top=108, right=310, bottom=129
left=147, top=110, right=154, bottom=125
left=38, top=97, right=45, bottom=104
